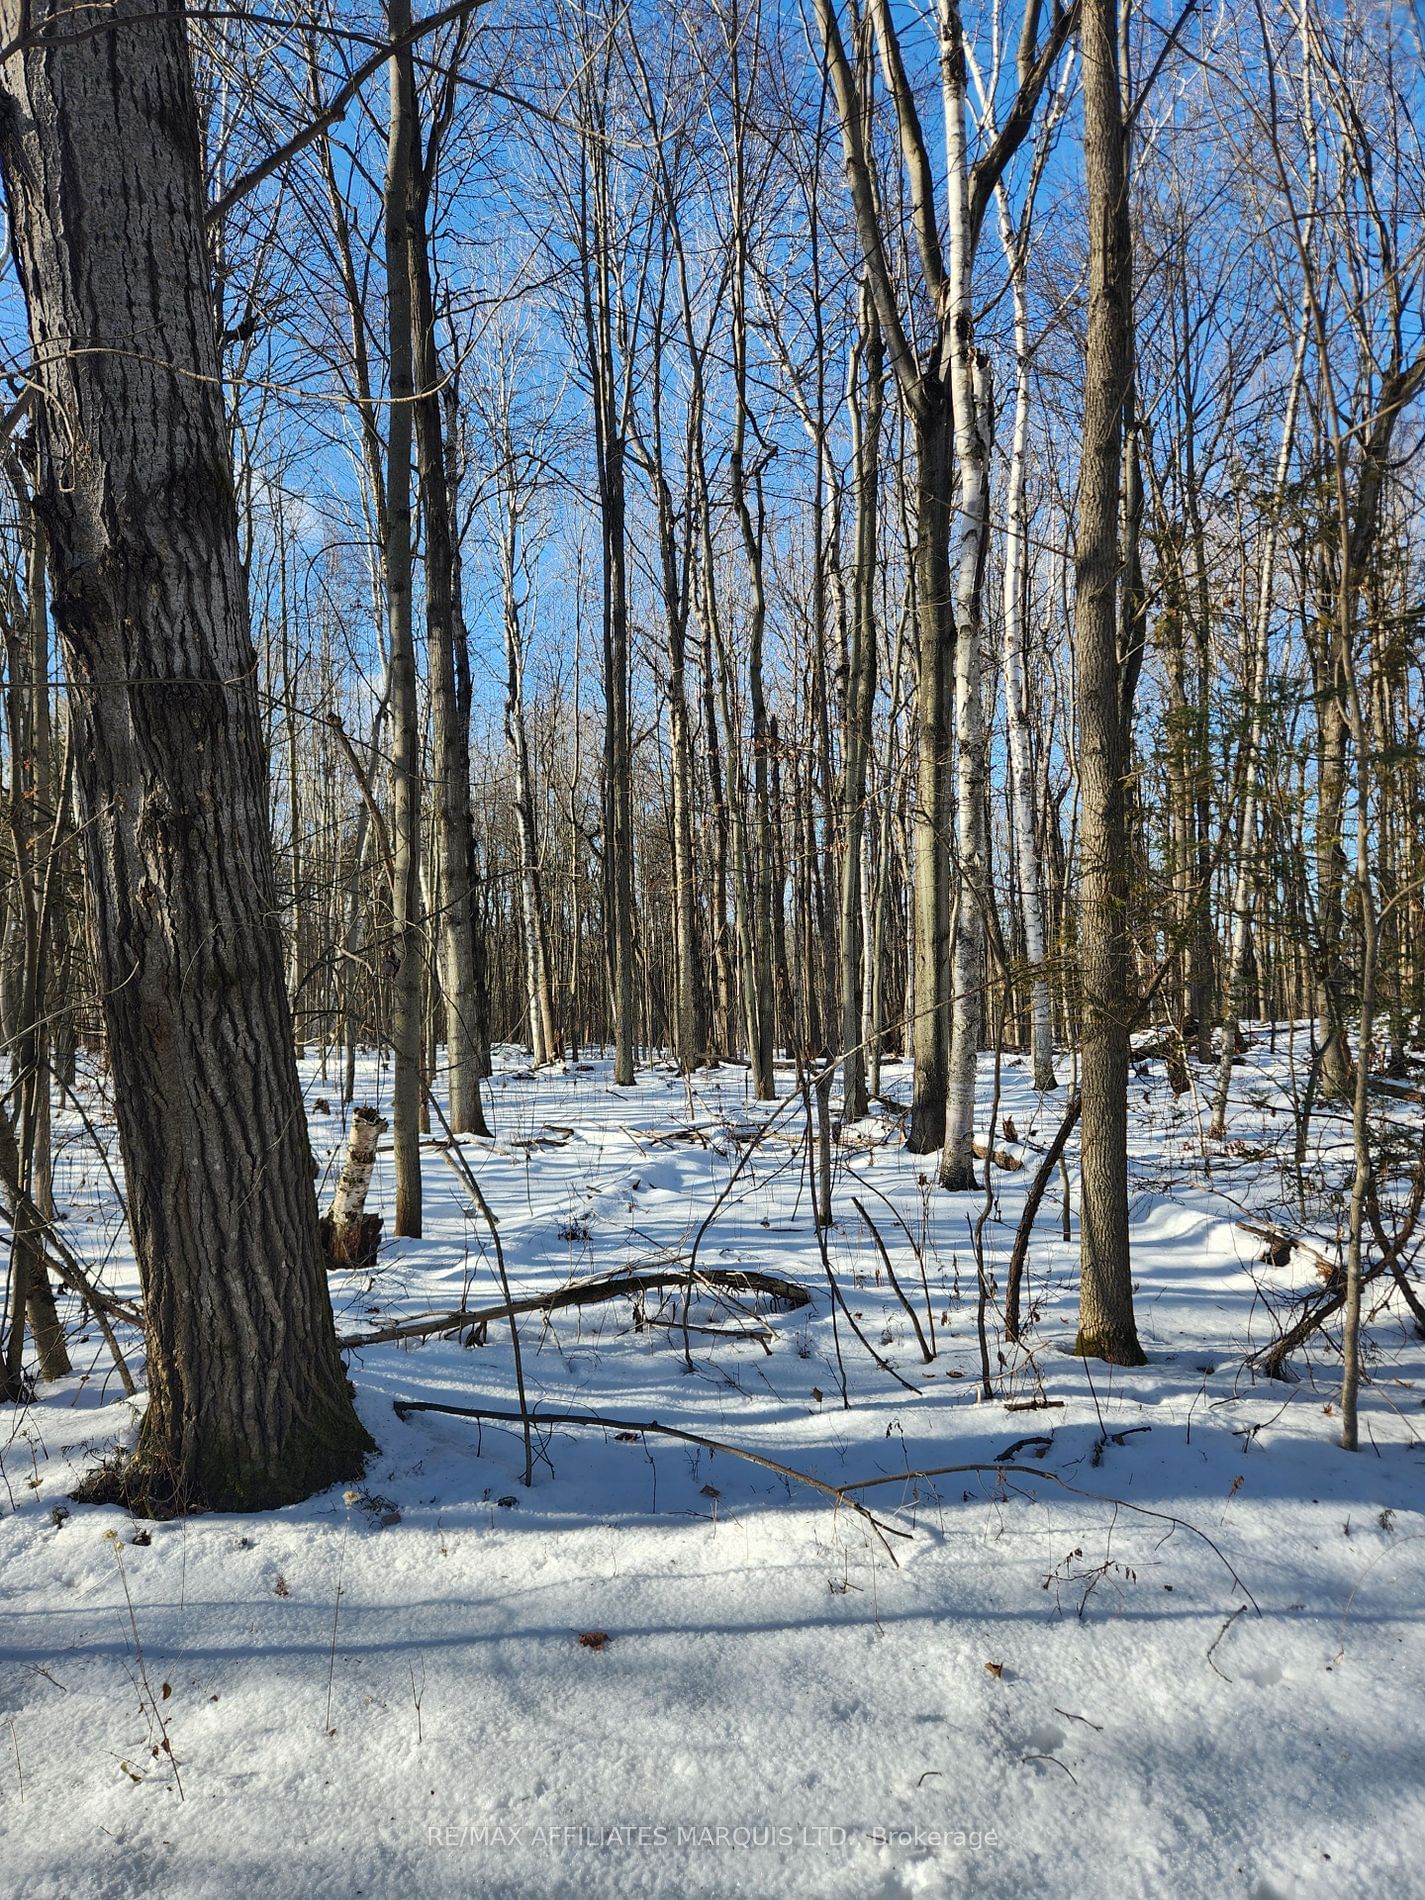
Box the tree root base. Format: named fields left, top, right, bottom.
left=72, top=1399, right=374, bottom=1518
left=1071, top=1329, right=1148, bottom=1367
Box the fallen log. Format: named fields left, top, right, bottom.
left=509, top=1123, right=576, bottom=1151
left=1252, top=1173, right=1425, bottom=1377
left=1234, top=1218, right=1338, bottom=1282
left=1368, top=1073, right=1424, bottom=1106
left=973, top=1137, right=1024, bottom=1172
left=339, top=1263, right=811, bottom=1351
left=1131, top=1031, right=1191, bottom=1094
left=1251, top=1281, right=1352, bottom=1380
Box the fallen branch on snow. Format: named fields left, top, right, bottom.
left=391, top=1397, right=1261, bottom=1605
left=339, top=1265, right=809, bottom=1351
left=390, top=1396, right=911, bottom=1560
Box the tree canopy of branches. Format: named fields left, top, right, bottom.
left=0, top=0, right=1423, bottom=1489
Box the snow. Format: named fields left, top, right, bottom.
left=3, top=1034, right=1424, bottom=1900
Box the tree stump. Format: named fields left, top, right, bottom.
left=322, top=1106, right=387, bottom=1271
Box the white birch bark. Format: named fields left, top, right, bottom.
left=329, top=1106, right=388, bottom=1263
left=997, top=199, right=1056, bottom=1093
left=939, top=0, right=991, bottom=1192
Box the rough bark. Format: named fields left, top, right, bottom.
left=0, top=0, right=371, bottom=1502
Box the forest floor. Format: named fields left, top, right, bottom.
left=3, top=1030, right=1425, bottom=1899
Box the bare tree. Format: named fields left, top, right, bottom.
left=1071, top=0, right=1145, bottom=1365
left=0, top=0, right=372, bottom=1502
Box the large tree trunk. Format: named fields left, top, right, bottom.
left=1072, top=0, right=1146, bottom=1367
left=0, top=0, right=371, bottom=1502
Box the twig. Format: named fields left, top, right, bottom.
left=1021, top=1753, right=1077, bottom=1783
left=852, top=1197, right=933, bottom=1363
left=1206, top=1603, right=1246, bottom=1680
left=795, top=1075, right=918, bottom=1398
left=391, top=1396, right=912, bottom=1561
left=1005, top=1092, right=1082, bottom=1341
left=845, top=1170, right=935, bottom=1355
left=107, top=1534, right=183, bottom=1799
left=427, top=1101, right=533, bottom=1488
left=836, top=1461, right=1259, bottom=1608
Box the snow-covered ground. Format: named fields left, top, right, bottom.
left=3, top=1033, right=1424, bottom=1900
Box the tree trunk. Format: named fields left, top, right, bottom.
left=1072, top=0, right=1146, bottom=1367
left=383, top=0, right=424, bottom=1232
left=323, top=1106, right=387, bottom=1272
left=840, top=286, right=882, bottom=1122
left=409, top=155, right=490, bottom=1136
left=500, top=494, right=559, bottom=1066
left=1211, top=298, right=1309, bottom=1137
left=999, top=204, right=1057, bottom=1093
left=0, top=0, right=372, bottom=1501
left=1313, top=628, right=1354, bottom=1100
left=729, top=204, right=778, bottom=1102
left=647, top=427, right=704, bottom=1073
left=907, top=403, right=954, bottom=1150
left=0, top=466, right=69, bottom=1383
left=939, top=14, right=991, bottom=1193
left=576, top=98, right=638, bottom=1088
